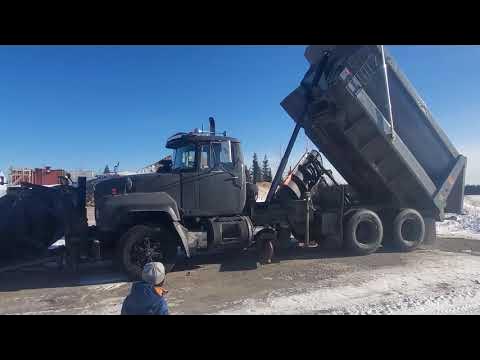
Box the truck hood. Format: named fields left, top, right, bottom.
left=94, top=172, right=181, bottom=200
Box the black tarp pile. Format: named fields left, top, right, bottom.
left=0, top=183, right=81, bottom=261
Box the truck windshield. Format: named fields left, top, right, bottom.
left=173, top=144, right=196, bottom=170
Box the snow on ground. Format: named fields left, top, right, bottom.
left=3, top=190, right=480, bottom=315
left=215, top=251, right=480, bottom=315
left=212, top=195, right=480, bottom=315
left=437, top=195, right=480, bottom=240
left=0, top=184, right=6, bottom=198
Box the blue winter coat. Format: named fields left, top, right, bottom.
left=121, top=281, right=169, bottom=315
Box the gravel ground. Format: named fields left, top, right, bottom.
left=1, top=236, right=480, bottom=315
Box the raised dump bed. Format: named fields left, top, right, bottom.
left=282, top=45, right=466, bottom=220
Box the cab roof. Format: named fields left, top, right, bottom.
left=166, top=131, right=240, bottom=149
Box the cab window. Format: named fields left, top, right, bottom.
left=173, top=144, right=196, bottom=170
left=200, top=141, right=234, bottom=170
left=200, top=144, right=211, bottom=170
left=212, top=141, right=233, bottom=169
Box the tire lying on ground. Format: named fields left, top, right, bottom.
left=0, top=190, right=63, bottom=261
left=343, top=209, right=383, bottom=256
left=117, top=224, right=178, bottom=280
left=388, top=209, right=425, bottom=252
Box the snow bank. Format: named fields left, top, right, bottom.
left=437, top=195, right=480, bottom=240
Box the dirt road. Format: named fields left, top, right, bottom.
left=1, top=236, right=480, bottom=315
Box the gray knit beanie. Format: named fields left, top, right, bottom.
left=142, top=262, right=166, bottom=285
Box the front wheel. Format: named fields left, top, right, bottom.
left=117, top=225, right=178, bottom=280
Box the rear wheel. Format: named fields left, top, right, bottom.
left=117, top=224, right=178, bottom=280
left=389, top=209, right=425, bottom=252
left=343, top=209, right=383, bottom=255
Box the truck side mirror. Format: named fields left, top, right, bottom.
left=59, top=176, right=70, bottom=186
left=0, top=176, right=4, bottom=185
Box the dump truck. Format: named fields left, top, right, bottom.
left=0, top=45, right=467, bottom=280
left=281, top=45, right=467, bottom=253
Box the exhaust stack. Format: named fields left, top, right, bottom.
left=209, top=117, right=216, bottom=135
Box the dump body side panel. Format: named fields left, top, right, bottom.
left=282, top=45, right=466, bottom=218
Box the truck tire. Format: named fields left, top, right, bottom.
left=390, top=209, right=425, bottom=252
left=343, top=209, right=383, bottom=255
left=117, top=225, right=177, bottom=280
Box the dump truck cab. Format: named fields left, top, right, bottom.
left=165, top=129, right=246, bottom=217
left=93, top=118, right=253, bottom=279
left=95, top=122, right=247, bottom=227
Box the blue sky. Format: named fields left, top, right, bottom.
left=0, top=45, right=479, bottom=183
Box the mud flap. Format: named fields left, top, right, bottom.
left=423, top=217, right=437, bottom=245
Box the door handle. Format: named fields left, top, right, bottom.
left=225, top=176, right=239, bottom=181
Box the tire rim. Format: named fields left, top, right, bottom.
left=355, top=219, right=379, bottom=245
left=401, top=218, right=422, bottom=245
left=130, top=235, right=164, bottom=268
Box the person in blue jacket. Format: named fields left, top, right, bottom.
left=121, top=262, right=169, bottom=315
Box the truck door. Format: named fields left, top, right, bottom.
left=172, top=144, right=198, bottom=216
left=197, top=141, right=245, bottom=216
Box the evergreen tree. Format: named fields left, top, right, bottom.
left=252, top=153, right=262, bottom=183
left=465, top=184, right=480, bottom=195
left=262, top=155, right=272, bottom=182
left=104, top=165, right=110, bottom=174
